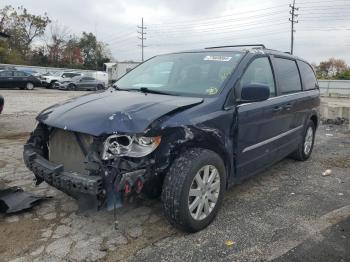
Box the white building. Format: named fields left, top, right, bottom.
left=104, top=62, right=139, bottom=83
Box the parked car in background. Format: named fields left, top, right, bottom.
left=0, top=95, right=4, bottom=114
left=0, top=70, right=41, bottom=90
left=54, top=76, right=105, bottom=91
left=90, top=71, right=108, bottom=87
left=21, top=69, right=41, bottom=77
left=41, top=71, right=83, bottom=88
left=24, top=45, right=320, bottom=232
left=0, top=66, right=16, bottom=71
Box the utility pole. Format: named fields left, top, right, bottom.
left=289, top=0, right=299, bottom=54
left=137, top=17, right=147, bottom=62
left=95, top=22, right=98, bottom=70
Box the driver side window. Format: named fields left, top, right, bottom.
left=240, top=57, right=276, bottom=97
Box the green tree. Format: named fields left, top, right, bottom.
left=79, top=32, right=111, bottom=70
left=335, top=70, right=350, bottom=80
left=315, top=58, right=348, bottom=79
left=0, top=40, right=25, bottom=64
left=46, top=21, right=69, bottom=66
left=0, top=5, right=50, bottom=59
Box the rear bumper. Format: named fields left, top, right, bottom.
left=23, top=144, right=103, bottom=196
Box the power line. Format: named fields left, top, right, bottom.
left=148, top=21, right=289, bottom=38
left=101, top=25, right=137, bottom=42
left=137, top=17, right=147, bottom=62
left=148, top=12, right=287, bottom=32
left=147, top=4, right=288, bottom=27
left=107, top=34, right=137, bottom=45
left=289, top=0, right=298, bottom=54
left=147, top=29, right=289, bottom=48
left=300, top=18, right=350, bottom=21
left=298, top=0, right=350, bottom=5
left=149, top=10, right=288, bottom=29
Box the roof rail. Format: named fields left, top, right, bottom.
left=205, top=44, right=266, bottom=49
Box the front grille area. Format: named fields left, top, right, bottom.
left=49, top=129, right=94, bottom=175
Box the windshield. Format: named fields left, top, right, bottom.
left=115, top=51, right=243, bottom=97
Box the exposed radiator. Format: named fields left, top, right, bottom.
left=49, top=129, right=93, bottom=175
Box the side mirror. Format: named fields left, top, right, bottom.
left=240, top=84, right=270, bottom=103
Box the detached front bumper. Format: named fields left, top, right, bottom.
left=23, top=144, right=103, bottom=196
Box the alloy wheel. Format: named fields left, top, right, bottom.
left=188, top=165, right=220, bottom=221
left=304, top=126, right=313, bottom=155
left=26, top=82, right=34, bottom=90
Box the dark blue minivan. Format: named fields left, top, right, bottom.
left=24, top=45, right=320, bottom=232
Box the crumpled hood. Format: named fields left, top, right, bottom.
left=37, top=89, right=203, bottom=136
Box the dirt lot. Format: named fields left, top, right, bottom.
left=0, top=89, right=349, bottom=262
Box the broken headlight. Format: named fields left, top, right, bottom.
left=102, top=135, right=161, bottom=160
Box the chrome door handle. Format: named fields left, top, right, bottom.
left=273, top=106, right=283, bottom=112
left=284, top=103, right=292, bottom=110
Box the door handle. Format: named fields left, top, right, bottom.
left=273, top=106, right=283, bottom=112
left=284, top=103, right=292, bottom=110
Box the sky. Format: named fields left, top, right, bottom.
left=3, top=0, right=350, bottom=64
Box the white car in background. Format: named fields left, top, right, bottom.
left=41, top=71, right=83, bottom=88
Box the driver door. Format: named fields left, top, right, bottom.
left=235, top=56, right=289, bottom=178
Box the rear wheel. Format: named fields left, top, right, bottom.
left=161, top=148, right=226, bottom=232
left=26, top=82, right=34, bottom=90
left=291, top=120, right=315, bottom=161
left=96, top=84, right=104, bottom=90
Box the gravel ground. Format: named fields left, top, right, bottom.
left=0, top=89, right=349, bottom=262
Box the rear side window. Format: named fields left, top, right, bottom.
left=82, top=77, right=94, bottom=81
left=240, top=57, right=276, bottom=96
left=274, top=58, right=302, bottom=94
left=13, top=71, right=27, bottom=77
left=63, top=73, right=80, bottom=78
left=0, top=71, right=13, bottom=77
left=297, top=61, right=317, bottom=90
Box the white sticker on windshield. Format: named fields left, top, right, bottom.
left=204, top=55, right=232, bottom=62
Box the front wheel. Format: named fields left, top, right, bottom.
left=26, top=82, right=34, bottom=90
left=291, top=120, right=315, bottom=161
left=48, top=82, right=55, bottom=89
left=68, top=84, right=76, bottom=91
left=161, top=148, right=226, bottom=232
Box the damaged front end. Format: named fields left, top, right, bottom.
left=23, top=123, right=161, bottom=210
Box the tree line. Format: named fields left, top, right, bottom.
left=0, top=5, right=112, bottom=70
left=313, top=58, right=350, bottom=80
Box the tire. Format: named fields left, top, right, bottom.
left=161, top=148, right=226, bottom=232
left=68, top=84, right=76, bottom=91
left=26, top=82, right=34, bottom=90
left=291, top=120, right=315, bottom=161
left=97, top=84, right=103, bottom=90
left=48, top=82, right=55, bottom=89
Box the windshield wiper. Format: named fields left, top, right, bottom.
left=138, top=87, right=177, bottom=96
left=112, top=85, right=129, bottom=91
left=112, top=86, right=176, bottom=96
